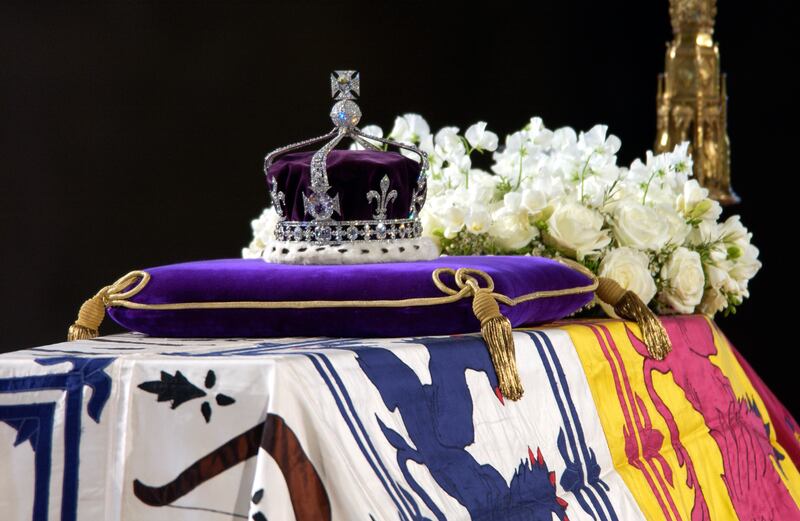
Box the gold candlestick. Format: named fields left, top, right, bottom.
left=656, top=0, right=739, bottom=205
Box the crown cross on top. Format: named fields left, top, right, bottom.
left=331, top=70, right=360, bottom=100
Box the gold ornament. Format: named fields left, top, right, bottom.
left=656, top=0, right=739, bottom=205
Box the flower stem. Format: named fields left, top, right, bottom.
left=641, top=169, right=658, bottom=205
left=579, top=153, right=594, bottom=202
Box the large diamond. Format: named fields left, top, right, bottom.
left=303, top=192, right=339, bottom=220
left=315, top=225, right=332, bottom=242
left=291, top=226, right=303, bottom=241
left=375, top=222, right=387, bottom=240
left=345, top=225, right=359, bottom=241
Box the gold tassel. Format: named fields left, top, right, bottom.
left=595, top=277, right=672, bottom=360
left=471, top=289, right=524, bottom=401
left=67, top=294, right=106, bottom=341
left=67, top=271, right=150, bottom=341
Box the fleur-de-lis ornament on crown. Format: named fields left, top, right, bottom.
left=262, top=71, right=429, bottom=245
left=367, top=175, right=398, bottom=220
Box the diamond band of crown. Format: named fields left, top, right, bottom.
left=262, top=71, right=429, bottom=246
left=275, top=218, right=423, bottom=245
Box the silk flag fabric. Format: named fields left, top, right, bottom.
left=1, top=315, right=798, bottom=520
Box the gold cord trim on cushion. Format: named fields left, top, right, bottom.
left=594, top=277, right=672, bottom=360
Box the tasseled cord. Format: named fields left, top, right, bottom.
left=67, top=271, right=150, bottom=341
left=469, top=281, right=524, bottom=401
left=595, top=277, right=672, bottom=360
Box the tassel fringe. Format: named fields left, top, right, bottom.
left=596, top=277, right=672, bottom=360
left=67, top=295, right=106, bottom=341
left=472, top=289, right=524, bottom=401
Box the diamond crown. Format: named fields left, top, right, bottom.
left=263, top=71, right=429, bottom=245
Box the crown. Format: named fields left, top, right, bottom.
left=262, top=71, right=436, bottom=264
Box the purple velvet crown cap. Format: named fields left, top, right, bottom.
left=267, top=149, right=421, bottom=222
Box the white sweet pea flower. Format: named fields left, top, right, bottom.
left=611, top=201, right=671, bottom=251
left=467, top=169, right=500, bottom=204
left=465, top=122, right=499, bottom=152
left=431, top=126, right=466, bottom=163
left=551, top=127, right=578, bottom=150
left=660, top=247, right=705, bottom=313
left=545, top=202, right=611, bottom=260
left=579, top=125, right=621, bottom=157
left=598, top=247, right=657, bottom=316
left=389, top=113, right=430, bottom=144
left=442, top=155, right=472, bottom=187
left=526, top=117, right=554, bottom=147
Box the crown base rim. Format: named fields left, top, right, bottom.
left=261, top=237, right=440, bottom=265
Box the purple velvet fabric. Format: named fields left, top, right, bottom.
left=267, top=150, right=420, bottom=221
left=107, top=256, right=593, bottom=338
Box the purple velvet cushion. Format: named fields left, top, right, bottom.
left=107, top=256, right=593, bottom=338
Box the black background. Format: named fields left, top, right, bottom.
left=1, top=1, right=797, bottom=414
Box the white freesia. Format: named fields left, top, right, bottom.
left=612, top=202, right=671, bottom=251
left=660, top=247, right=705, bottom=313
left=598, top=247, right=657, bottom=316
left=465, top=207, right=492, bottom=235
left=676, top=179, right=721, bottom=222
left=545, top=202, right=611, bottom=260
left=465, top=122, right=499, bottom=152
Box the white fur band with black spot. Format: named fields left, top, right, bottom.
left=261, top=237, right=440, bottom=265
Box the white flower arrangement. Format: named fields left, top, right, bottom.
left=244, top=114, right=761, bottom=317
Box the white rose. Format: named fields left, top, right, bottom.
left=659, top=206, right=690, bottom=247
left=490, top=209, right=538, bottom=251
left=659, top=247, right=705, bottom=313
left=612, top=202, right=671, bottom=251
left=598, top=247, right=657, bottom=317
left=545, top=202, right=611, bottom=260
